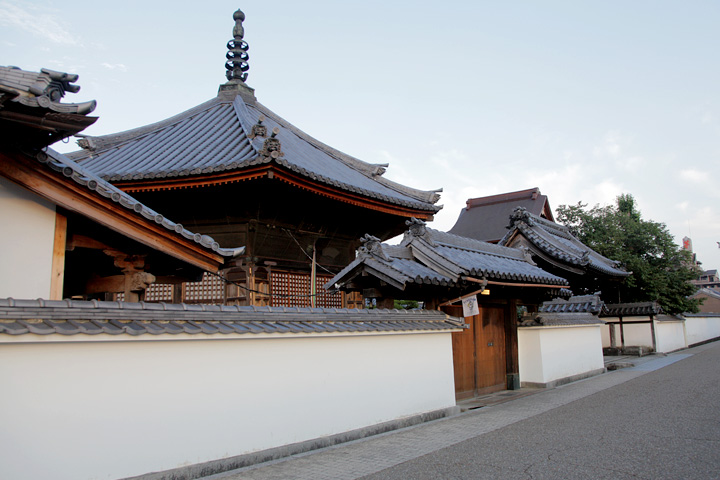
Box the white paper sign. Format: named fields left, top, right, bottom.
left=462, top=295, right=480, bottom=317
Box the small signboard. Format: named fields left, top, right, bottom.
left=462, top=295, right=480, bottom=318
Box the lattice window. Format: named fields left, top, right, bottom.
left=270, top=272, right=342, bottom=308
left=183, top=272, right=224, bottom=304
left=144, top=283, right=173, bottom=302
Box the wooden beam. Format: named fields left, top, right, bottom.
left=49, top=212, right=67, bottom=300
left=0, top=151, right=225, bottom=273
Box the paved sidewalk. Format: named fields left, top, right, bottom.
left=202, top=348, right=699, bottom=480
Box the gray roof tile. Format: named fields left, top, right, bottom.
left=501, top=208, right=629, bottom=277
left=68, top=95, right=440, bottom=213
left=0, top=298, right=467, bottom=338
left=327, top=223, right=568, bottom=291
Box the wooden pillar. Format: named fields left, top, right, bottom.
left=650, top=314, right=657, bottom=352
left=619, top=315, right=626, bottom=350
left=49, top=213, right=67, bottom=300
left=247, top=263, right=256, bottom=306
left=310, top=240, right=317, bottom=308
left=505, top=299, right=520, bottom=390
left=172, top=283, right=183, bottom=304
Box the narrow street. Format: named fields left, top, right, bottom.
left=207, top=342, right=720, bottom=480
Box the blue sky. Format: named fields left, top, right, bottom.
left=2, top=0, right=719, bottom=270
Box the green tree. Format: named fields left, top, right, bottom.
left=556, top=194, right=701, bottom=314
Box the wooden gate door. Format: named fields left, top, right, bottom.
left=446, top=304, right=507, bottom=399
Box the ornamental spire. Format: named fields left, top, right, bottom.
left=225, top=8, right=250, bottom=83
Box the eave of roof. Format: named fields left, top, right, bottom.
left=0, top=298, right=465, bottom=337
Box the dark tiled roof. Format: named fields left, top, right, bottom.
left=326, top=221, right=568, bottom=291
left=501, top=208, right=629, bottom=278
left=601, top=302, right=662, bottom=317
left=520, top=294, right=605, bottom=326
left=521, top=313, right=605, bottom=327
left=39, top=148, right=243, bottom=257
left=0, top=65, right=96, bottom=115
left=0, top=298, right=464, bottom=336
left=67, top=94, right=441, bottom=213
left=538, top=294, right=604, bottom=314
left=448, top=187, right=552, bottom=243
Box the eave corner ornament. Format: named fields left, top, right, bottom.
left=406, top=217, right=427, bottom=238
left=225, top=9, right=250, bottom=83
left=358, top=234, right=390, bottom=261
left=509, top=206, right=534, bottom=227
left=248, top=115, right=268, bottom=139
left=258, top=127, right=284, bottom=159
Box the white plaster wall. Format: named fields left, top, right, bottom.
left=602, top=319, right=654, bottom=348
left=519, top=325, right=604, bottom=385
left=685, top=315, right=720, bottom=346
left=0, top=177, right=56, bottom=299
left=0, top=331, right=456, bottom=480
left=655, top=321, right=687, bottom=353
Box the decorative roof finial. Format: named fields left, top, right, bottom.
left=225, top=8, right=250, bottom=83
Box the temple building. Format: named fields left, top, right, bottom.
left=449, top=188, right=630, bottom=297
left=67, top=9, right=441, bottom=308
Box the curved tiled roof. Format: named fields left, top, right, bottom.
left=0, top=298, right=464, bottom=336
left=421, top=229, right=567, bottom=285
left=501, top=209, right=629, bottom=277
left=68, top=94, right=441, bottom=213
left=326, top=223, right=568, bottom=291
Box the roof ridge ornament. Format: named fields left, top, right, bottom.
left=406, top=217, right=428, bottom=238
left=225, top=9, right=250, bottom=83
left=258, top=127, right=284, bottom=158
left=508, top=206, right=534, bottom=227
left=248, top=115, right=267, bottom=139
left=358, top=234, right=390, bottom=261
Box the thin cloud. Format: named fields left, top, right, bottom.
left=593, top=131, right=622, bottom=158
left=0, top=2, right=80, bottom=45
left=680, top=168, right=707, bottom=184
left=101, top=63, right=127, bottom=72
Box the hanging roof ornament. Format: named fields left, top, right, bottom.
left=225, top=9, right=250, bottom=83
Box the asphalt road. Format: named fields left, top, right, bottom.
left=208, top=342, right=720, bottom=480
left=360, top=343, right=720, bottom=480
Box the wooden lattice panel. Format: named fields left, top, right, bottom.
left=183, top=272, right=224, bottom=304
left=144, top=283, right=173, bottom=302
left=270, top=272, right=342, bottom=308
left=315, top=275, right=342, bottom=308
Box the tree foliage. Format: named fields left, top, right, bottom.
left=556, top=194, right=701, bottom=314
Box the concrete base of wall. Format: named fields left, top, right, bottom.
left=689, top=335, right=720, bottom=348
left=520, top=367, right=606, bottom=389
left=125, top=405, right=461, bottom=480
left=603, top=346, right=653, bottom=356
